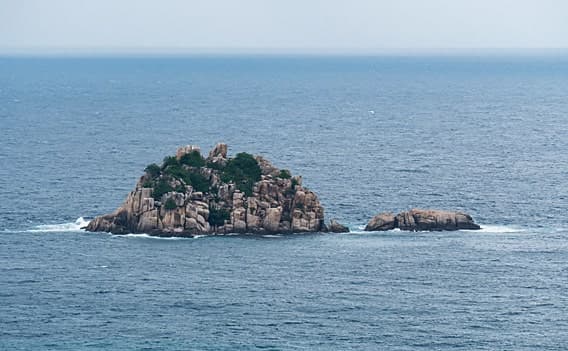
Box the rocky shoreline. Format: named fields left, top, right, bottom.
left=85, top=143, right=481, bottom=237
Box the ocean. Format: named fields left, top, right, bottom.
left=0, top=55, right=567, bottom=350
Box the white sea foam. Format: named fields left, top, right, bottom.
left=18, top=219, right=524, bottom=237
left=21, top=218, right=202, bottom=239
left=118, top=233, right=188, bottom=240
left=350, top=224, right=523, bottom=234
left=120, top=233, right=153, bottom=238
left=27, top=217, right=90, bottom=233
left=469, top=225, right=525, bottom=233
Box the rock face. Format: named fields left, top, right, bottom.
left=86, top=143, right=326, bottom=236
left=365, top=209, right=480, bottom=232
left=364, top=212, right=396, bottom=231
left=327, top=219, right=350, bottom=233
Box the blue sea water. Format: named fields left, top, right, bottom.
left=0, top=55, right=567, bottom=350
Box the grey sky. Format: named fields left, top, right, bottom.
left=1, top=0, right=567, bottom=54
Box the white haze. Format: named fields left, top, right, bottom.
left=1, top=0, right=567, bottom=54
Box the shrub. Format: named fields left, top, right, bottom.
left=179, top=151, right=205, bottom=168
left=210, top=186, right=220, bottom=201
left=278, top=169, right=291, bottom=179
left=164, top=198, right=177, bottom=210
left=142, top=180, right=154, bottom=188
left=162, top=156, right=179, bottom=169
left=206, top=160, right=224, bottom=170
left=188, top=172, right=210, bottom=193
left=152, top=180, right=174, bottom=200
left=222, top=153, right=261, bottom=182
left=162, top=163, right=211, bottom=193
left=221, top=152, right=261, bottom=196
left=291, top=178, right=299, bottom=188
left=208, top=206, right=230, bottom=227
left=163, top=163, right=190, bottom=183
left=236, top=180, right=256, bottom=196
left=144, top=163, right=161, bottom=178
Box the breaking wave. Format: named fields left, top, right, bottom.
left=474, top=225, right=525, bottom=233
left=117, top=233, right=200, bottom=240
left=26, top=217, right=90, bottom=233
left=117, top=234, right=189, bottom=240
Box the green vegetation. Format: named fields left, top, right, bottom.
left=160, top=156, right=211, bottom=193
left=162, top=156, right=178, bottom=169
left=145, top=151, right=262, bottom=199
left=187, top=172, right=210, bottom=193
left=179, top=151, right=205, bottom=168
left=144, top=163, right=161, bottom=178
left=206, top=160, right=224, bottom=170
left=221, top=152, right=262, bottom=196
left=278, top=169, right=291, bottom=179
left=291, top=178, right=299, bottom=188
left=208, top=206, right=230, bottom=227
left=163, top=163, right=186, bottom=181
left=152, top=179, right=174, bottom=201
left=164, top=198, right=178, bottom=210
left=286, top=177, right=299, bottom=197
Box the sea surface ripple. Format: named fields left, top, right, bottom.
left=1, top=56, right=567, bottom=350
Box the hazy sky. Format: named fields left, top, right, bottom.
left=1, top=0, right=567, bottom=54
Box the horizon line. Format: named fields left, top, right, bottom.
left=1, top=47, right=568, bottom=58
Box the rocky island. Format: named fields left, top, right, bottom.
left=85, top=143, right=482, bottom=237
left=86, top=143, right=341, bottom=237
left=365, top=209, right=481, bottom=232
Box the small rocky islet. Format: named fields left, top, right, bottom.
left=85, top=143, right=481, bottom=237
left=86, top=143, right=328, bottom=236
left=364, top=209, right=481, bottom=232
